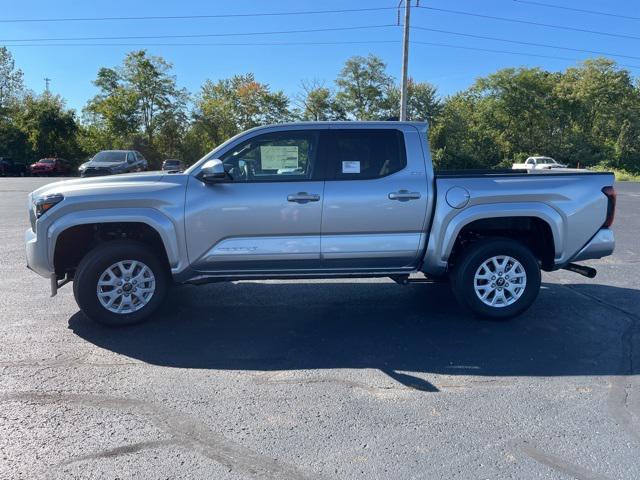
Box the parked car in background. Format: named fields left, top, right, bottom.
left=162, top=159, right=184, bottom=172
left=79, top=150, right=148, bottom=177
left=30, top=158, right=72, bottom=176
left=25, top=122, right=616, bottom=326
left=0, top=157, right=28, bottom=177
left=512, top=156, right=568, bottom=170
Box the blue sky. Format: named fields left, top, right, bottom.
left=2, top=0, right=639, bottom=112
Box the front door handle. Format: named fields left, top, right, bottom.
left=388, top=190, right=421, bottom=201
left=287, top=192, right=321, bottom=203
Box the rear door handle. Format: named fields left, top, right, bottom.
left=287, top=192, right=321, bottom=203
left=388, top=190, right=421, bottom=201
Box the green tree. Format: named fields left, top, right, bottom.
left=84, top=50, right=187, bottom=165
left=0, top=47, right=23, bottom=112
left=385, top=79, right=443, bottom=123
left=555, top=58, right=639, bottom=167
left=335, top=54, right=394, bottom=120
left=296, top=80, right=345, bottom=121
left=14, top=93, right=83, bottom=163
left=192, top=73, right=291, bottom=153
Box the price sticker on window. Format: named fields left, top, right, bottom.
left=342, top=161, right=360, bottom=174
left=260, top=146, right=299, bottom=170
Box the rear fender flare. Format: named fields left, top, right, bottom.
left=423, top=202, right=562, bottom=275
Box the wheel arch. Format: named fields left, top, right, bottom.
left=423, top=202, right=563, bottom=275
left=49, top=208, right=184, bottom=278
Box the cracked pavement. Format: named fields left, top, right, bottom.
left=1, top=178, right=639, bottom=479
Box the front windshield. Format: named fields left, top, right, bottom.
left=39, top=159, right=55, bottom=164
left=93, top=151, right=126, bottom=163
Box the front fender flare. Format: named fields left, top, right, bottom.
left=47, top=208, right=185, bottom=274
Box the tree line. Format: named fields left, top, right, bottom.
left=1, top=46, right=639, bottom=174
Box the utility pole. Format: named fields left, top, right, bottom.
left=44, top=77, right=51, bottom=93
left=399, top=0, right=411, bottom=121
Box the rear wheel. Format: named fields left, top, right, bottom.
left=73, top=241, right=169, bottom=326
left=450, top=238, right=541, bottom=320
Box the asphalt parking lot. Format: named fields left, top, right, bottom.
left=1, top=177, right=639, bottom=479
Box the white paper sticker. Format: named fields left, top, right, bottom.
left=260, top=146, right=299, bottom=170
left=342, top=161, right=360, bottom=174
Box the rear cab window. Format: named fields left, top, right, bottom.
left=327, top=129, right=407, bottom=180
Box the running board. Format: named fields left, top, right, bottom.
left=389, top=274, right=447, bottom=285
left=562, top=263, right=597, bottom=278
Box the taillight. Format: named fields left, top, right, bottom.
left=602, top=186, right=616, bottom=227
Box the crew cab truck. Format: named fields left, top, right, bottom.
left=25, top=122, right=616, bottom=326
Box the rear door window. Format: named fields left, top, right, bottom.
left=327, top=129, right=407, bottom=180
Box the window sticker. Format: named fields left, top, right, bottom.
left=260, top=146, right=299, bottom=170
left=342, top=161, right=361, bottom=174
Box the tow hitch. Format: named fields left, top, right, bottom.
left=562, top=263, right=597, bottom=278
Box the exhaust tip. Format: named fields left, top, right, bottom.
left=563, top=263, right=597, bottom=278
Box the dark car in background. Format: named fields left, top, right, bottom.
left=29, top=158, right=71, bottom=176
left=79, top=150, right=148, bottom=177
left=162, top=159, right=184, bottom=172
left=0, top=157, right=28, bottom=177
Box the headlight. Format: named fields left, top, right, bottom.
left=34, top=193, right=64, bottom=218
left=78, top=163, right=88, bottom=171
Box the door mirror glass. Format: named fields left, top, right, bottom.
left=198, top=159, right=226, bottom=183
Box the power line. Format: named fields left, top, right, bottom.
left=0, top=6, right=398, bottom=23
left=4, top=38, right=639, bottom=70
left=412, top=26, right=640, bottom=61
left=412, top=41, right=640, bottom=70
left=0, top=24, right=397, bottom=43
left=511, top=0, right=640, bottom=21
left=3, top=40, right=400, bottom=47
left=417, top=6, right=640, bottom=41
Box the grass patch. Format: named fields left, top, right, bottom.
left=590, top=166, right=640, bottom=182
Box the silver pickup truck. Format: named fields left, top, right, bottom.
left=25, top=122, right=616, bottom=325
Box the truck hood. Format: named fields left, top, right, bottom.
left=31, top=171, right=168, bottom=200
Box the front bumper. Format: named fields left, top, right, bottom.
left=81, top=167, right=114, bottom=177
left=25, top=227, right=52, bottom=278
left=570, top=228, right=615, bottom=262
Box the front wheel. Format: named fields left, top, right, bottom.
left=450, top=238, right=541, bottom=320
left=73, top=241, right=169, bottom=326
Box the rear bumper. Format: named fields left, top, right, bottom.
left=570, top=228, right=615, bottom=263
left=25, top=228, right=52, bottom=278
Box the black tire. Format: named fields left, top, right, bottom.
left=450, top=238, right=541, bottom=320
left=73, top=240, right=169, bottom=326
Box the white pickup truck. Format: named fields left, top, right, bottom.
left=512, top=156, right=568, bottom=170
left=25, top=122, right=616, bottom=326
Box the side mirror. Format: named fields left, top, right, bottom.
left=198, top=159, right=226, bottom=183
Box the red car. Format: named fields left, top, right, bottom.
left=30, top=158, right=72, bottom=176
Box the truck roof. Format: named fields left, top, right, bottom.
left=243, top=121, right=429, bottom=134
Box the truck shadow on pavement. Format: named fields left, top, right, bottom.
left=68, top=281, right=640, bottom=393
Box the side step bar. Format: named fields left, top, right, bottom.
left=389, top=274, right=447, bottom=285
left=562, top=263, right=597, bottom=278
